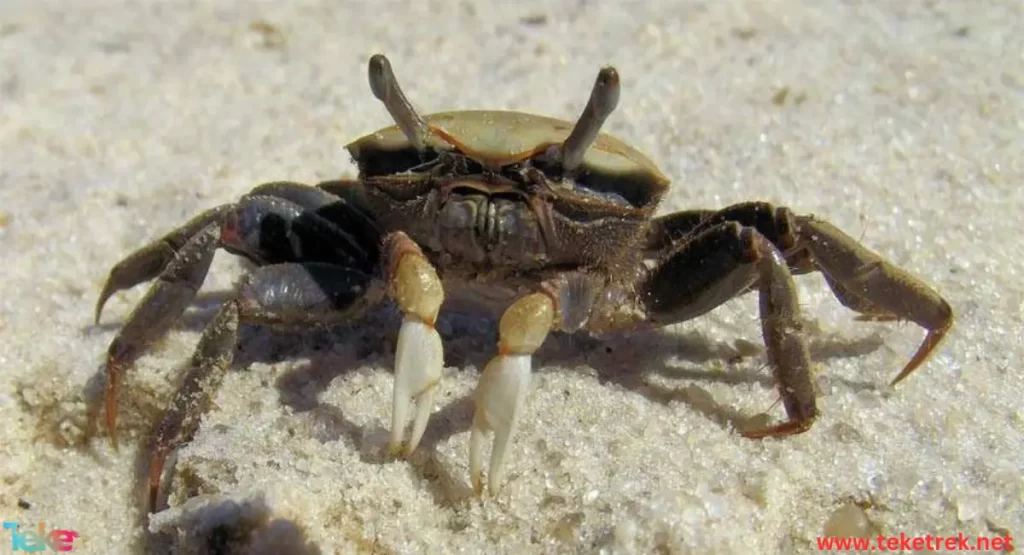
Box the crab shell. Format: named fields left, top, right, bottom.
left=345, top=110, right=671, bottom=212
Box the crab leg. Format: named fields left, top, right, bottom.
left=793, top=216, right=953, bottom=384
left=99, top=222, right=220, bottom=447
left=95, top=181, right=376, bottom=325
left=95, top=205, right=232, bottom=324
left=560, top=66, right=621, bottom=171
left=94, top=182, right=380, bottom=444
left=384, top=232, right=445, bottom=456
left=148, top=262, right=379, bottom=511
left=148, top=299, right=237, bottom=513
left=646, top=203, right=799, bottom=257
left=648, top=203, right=953, bottom=386
left=644, top=221, right=818, bottom=438
left=470, top=292, right=555, bottom=495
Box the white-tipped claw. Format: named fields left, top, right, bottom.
left=390, top=316, right=443, bottom=456
left=469, top=353, right=532, bottom=495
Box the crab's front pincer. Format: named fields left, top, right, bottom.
left=385, top=232, right=445, bottom=456
left=470, top=292, right=554, bottom=495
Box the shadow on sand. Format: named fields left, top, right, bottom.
left=82, top=294, right=886, bottom=553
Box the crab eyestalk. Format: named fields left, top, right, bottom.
left=368, top=54, right=431, bottom=152
left=560, top=66, right=621, bottom=172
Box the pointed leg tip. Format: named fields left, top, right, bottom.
left=147, top=445, right=173, bottom=513
left=95, top=283, right=117, bottom=325
left=889, top=371, right=913, bottom=388
left=103, top=401, right=119, bottom=449
left=104, top=410, right=119, bottom=449
left=93, top=298, right=107, bottom=325
left=890, top=324, right=951, bottom=387
left=106, top=410, right=119, bottom=449
left=740, top=418, right=815, bottom=440
left=889, top=361, right=923, bottom=387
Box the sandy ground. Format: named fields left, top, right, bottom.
left=1, top=1, right=1022, bottom=553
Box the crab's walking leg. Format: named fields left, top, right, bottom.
left=148, top=300, right=237, bottom=513
left=100, top=223, right=221, bottom=448
left=648, top=203, right=953, bottom=386
left=95, top=181, right=376, bottom=324
left=95, top=206, right=233, bottom=324
left=644, top=221, right=818, bottom=438
left=384, top=232, right=445, bottom=456
left=793, top=216, right=953, bottom=385
left=470, top=292, right=555, bottom=495
left=148, top=262, right=379, bottom=511
left=95, top=182, right=379, bottom=445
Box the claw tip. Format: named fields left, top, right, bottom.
left=94, top=285, right=115, bottom=325
left=890, top=325, right=951, bottom=387
left=148, top=447, right=168, bottom=513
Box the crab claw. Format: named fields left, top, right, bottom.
left=469, top=292, right=553, bottom=494
left=469, top=353, right=532, bottom=495
left=385, top=232, right=446, bottom=456
left=389, top=316, right=443, bottom=456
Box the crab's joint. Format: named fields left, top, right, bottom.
left=470, top=292, right=554, bottom=495
left=385, top=232, right=445, bottom=456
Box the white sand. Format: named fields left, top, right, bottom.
left=1, top=1, right=1022, bottom=553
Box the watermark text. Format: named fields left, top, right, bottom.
left=2, top=522, right=80, bottom=552
left=817, top=532, right=1013, bottom=552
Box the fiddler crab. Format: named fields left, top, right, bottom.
left=92, top=55, right=952, bottom=511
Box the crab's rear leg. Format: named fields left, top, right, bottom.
left=644, top=221, right=818, bottom=438
left=148, top=262, right=380, bottom=511
left=649, top=203, right=953, bottom=386
left=792, top=216, right=953, bottom=385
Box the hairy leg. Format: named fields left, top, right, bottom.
left=147, top=262, right=381, bottom=511
left=94, top=182, right=381, bottom=444
left=644, top=221, right=818, bottom=437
